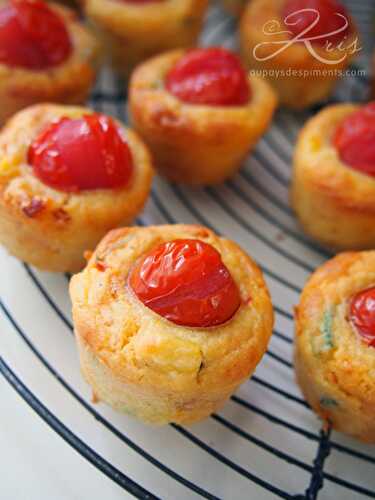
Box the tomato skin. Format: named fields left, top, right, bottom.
left=282, top=0, right=351, bottom=46
left=28, top=114, right=133, bottom=192
left=333, top=102, right=375, bottom=177
left=349, top=287, right=375, bottom=347
left=0, top=0, right=72, bottom=70
left=129, top=239, right=241, bottom=327
left=165, top=47, right=250, bottom=107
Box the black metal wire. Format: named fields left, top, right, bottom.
left=274, top=305, right=294, bottom=322
left=304, top=428, right=332, bottom=500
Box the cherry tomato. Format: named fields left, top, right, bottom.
left=349, top=287, right=375, bottom=347
left=165, top=47, right=250, bottom=106
left=333, top=102, right=375, bottom=177
left=28, top=114, right=133, bottom=192
left=282, top=0, right=351, bottom=45
left=0, top=0, right=72, bottom=70
left=129, top=239, right=241, bottom=327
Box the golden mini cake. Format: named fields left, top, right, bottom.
left=129, top=47, right=277, bottom=185
left=70, top=224, right=274, bottom=425
left=291, top=102, right=375, bottom=250
left=0, top=0, right=98, bottom=125
left=0, top=104, right=153, bottom=272
left=295, top=251, right=375, bottom=443
left=240, top=0, right=359, bottom=109
left=82, top=0, right=208, bottom=80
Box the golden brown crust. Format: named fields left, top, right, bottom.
left=0, top=2, right=98, bottom=124
left=295, top=251, right=375, bottom=442
left=291, top=103, right=375, bottom=250
left=83, top=0, right=208, bottom=79
left=129, top=49, right=277, bottom=185
left=0, top=104, right=154, bottom=272
left=70, top=224, right=274, bottom=424
left=240, top=0, right=358, bottom=109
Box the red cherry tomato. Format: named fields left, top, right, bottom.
left=349, top=287, right=375, bottom=347
left=282, top=0, right=351, bottom=45
left=28, top=114, right=133, bottom=192
left=333, top=102, right=375, bottom=177
left=0, top=0, right=72, bottom=70
left=129, top=239, right=241, bottom=327
left=165, top=47, right=250, bottom=106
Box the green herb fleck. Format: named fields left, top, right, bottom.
left=320, top=308, right=335, bottom=351
left=320, top=397, right=338, bottom=409
left=149, top=79, right=163, bottom=90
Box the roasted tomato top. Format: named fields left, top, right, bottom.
left=333, top=102, right=375, bottom=177
left=165, top=47, right=250, bottom=106
left=350, top=286, right=375, bottom=348
left=28, top=114, right=133, bottom=192
left=129, top=238, right=241, bottom=327
left=0, top=0, right=72, bottom=70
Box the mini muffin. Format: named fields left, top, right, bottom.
left=295, top=251, right=375, bottom=443
left=291, top=102, right=375, bottom=250
left=0, top=104, right=153, bottom=272
left=240, top=0, right=359, bottom=109
left=129, top=47, right=277, bottom=185
left=70, top=224, right=274, bottom=425
left=82, top=0, right=208, bottom=80
left=0, top=0, right=98, bottom=125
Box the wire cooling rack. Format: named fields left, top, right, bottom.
left=1, top=2, right=375, bottom=499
